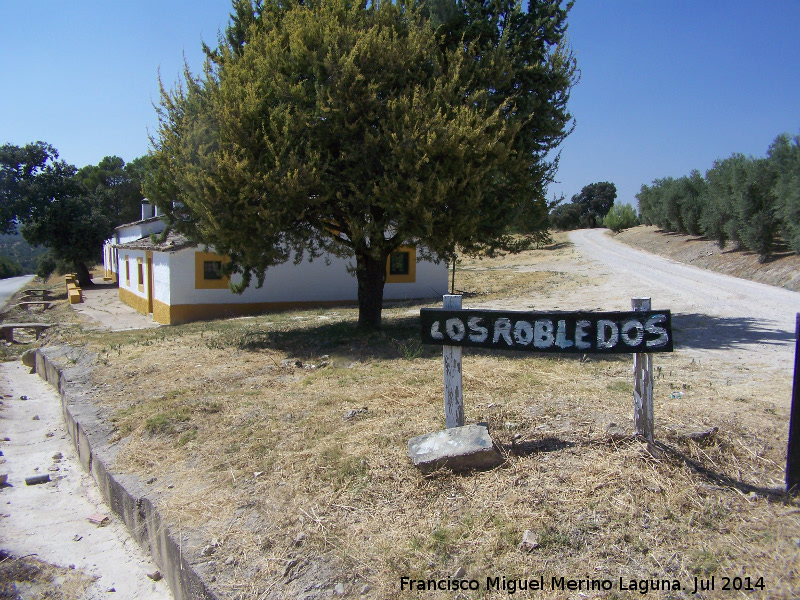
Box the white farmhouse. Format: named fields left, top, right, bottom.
left=102, top=202, right=448, bottom=325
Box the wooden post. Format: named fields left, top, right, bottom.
left=450, top=256, right=456, bottom=295
left=443, top=294, right=464, bottom=428
left=787, top=313, right=800, bottom=493
left=632, top=298, right=654, bottom=443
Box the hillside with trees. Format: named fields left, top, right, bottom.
left=0, top=233, right=47, bottom=275
left=636, top=131, right=800, bottom=261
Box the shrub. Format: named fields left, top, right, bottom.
left=603, top=204, right=639, bottom=232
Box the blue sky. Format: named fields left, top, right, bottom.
left=2, top=1, right=798, bottom=209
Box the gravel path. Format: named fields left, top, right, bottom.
left=567, top=229, right=799, bottom=362
left=474, top=228, right=799, bottom=408
left=0, top=361, right=173, bottom=599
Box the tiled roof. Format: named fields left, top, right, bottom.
left=113, top=231, right=195, bottom=252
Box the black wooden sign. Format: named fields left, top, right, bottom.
left=420, top=308, right=673, bottom=354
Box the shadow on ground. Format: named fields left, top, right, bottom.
left=652, top=441, right=797, bottom=505
left=193, top=309, right=795, bottom=362
left=506, top=437, right=576, bottom=456
left=672, top=313, right=794, bottom=351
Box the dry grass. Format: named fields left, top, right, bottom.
left=13, top=237, right=800, bottom=598
left=0, top=551, right=97, bottom=600
left=453, top=236, right=580, bottom=303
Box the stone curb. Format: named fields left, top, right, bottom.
left=31, top=345, right=217, bottom=600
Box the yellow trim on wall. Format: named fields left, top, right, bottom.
left=385, top=245, right=416, bottom=284
left=119, top=286, right=150, bottom=316
left=146, top=251, right=154, bottom=314
left=152, top=298, right=172, bottom=325
left=158, top=299, right=350, bottom=325
left=194, top=251, right=230, bottom=290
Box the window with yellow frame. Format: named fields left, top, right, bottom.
left=195, top=251, right=230, bottom=289
left=386, top=246, right=416, bottom=283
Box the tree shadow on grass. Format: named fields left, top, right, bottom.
left=671, top=313, right=794, bottom=351
left=505, top=437, right=575, bottom=456
left=233, top=315, right=637, bottom=365
left=224, top=310, right=794, bottom=363
left=651, top=441, right=797, bottom=505
left=232, top=314, right=429, bottom=361
left=544, top=240, right=572, bottom=251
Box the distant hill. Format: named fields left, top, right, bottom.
left=0, top=233, right=47, bottom=275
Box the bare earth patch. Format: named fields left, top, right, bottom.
left=8, top=231, right=800, bottom=599
left=0, top=550, right=97, bottom=600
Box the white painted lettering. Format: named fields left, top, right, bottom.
left=575, top=320, right=591, bottom=350
left=645, top=314, right=670, bottom=348
left=493, top=318, right=513, bottom=346
left=513, top=320, right=534, bottom=346
left=555, top=320, right=574, bottom=349
left=446, top=318, right=466, bottom=342
left=597, top=320, right=619, bottom=349
left=620, top=319, right=644, bottom=347
left=468, top=316, right=488, bottom=343
left=533, top=320, right=554, bottom=348
left=430, top=320, right=443, bottom=340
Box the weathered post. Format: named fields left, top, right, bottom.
left=443, top=295, right=464, bottom=428
left=632, top=298, right=654, bottom=443
left=787, top=313, right=800, bottom=493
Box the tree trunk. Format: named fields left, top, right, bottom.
left=74, top=261, right=93, bottom=288
left=355, top=250, right=387, bottom=330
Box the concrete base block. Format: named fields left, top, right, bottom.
left=408, top=424, right=504, bottom=473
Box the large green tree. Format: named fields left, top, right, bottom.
left=571, top=181, right=616, bottom=228
left=549, top=181, right=616, bottom=230
left=149, top=0, right=576, bottom=329
left=76, top=154, right=152, bottom=225
left=0, top=142, right=114, bottom=286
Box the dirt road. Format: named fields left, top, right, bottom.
left=570, top=228, right=800, bottom=332
left=478, top=228, right=799, bottom=408
left=568, top=228, right=798, bottom=360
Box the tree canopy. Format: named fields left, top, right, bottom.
left=76, top=154, right=153, bottom=225
left=549, top=181, right=617, bottom=230
left=570, top=181, right=616, bottom=228
left=149, top=0, right=577, bottom=329
left=637, top=131, right=800, bottom=262
left=0, top=142, right=149, bottom=286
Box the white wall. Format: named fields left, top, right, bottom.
left=116, top=220, right=165, bottom=245
left=117, top=250, right=148, bottom=301
left=153, top=253, right=172, bottom=306
left=386, top=258, right=448, bottom=300
left=165, top=248, right=448, bottom=306
left=105, top=219, right=168, bottom=277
